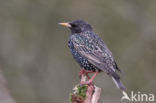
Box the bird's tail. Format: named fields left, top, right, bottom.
left=112, top=76, right=125, bottom=91
left=112, top=76, right=130, bottom=101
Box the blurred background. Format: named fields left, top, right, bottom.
left=0, top=0, right=156, bottom=103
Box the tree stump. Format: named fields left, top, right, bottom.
left=70, top=73, right=101, bottom=103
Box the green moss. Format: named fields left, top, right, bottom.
left=69, top=94, right=72, bottom=102
left=69, top=85, right=88, bottom=102
left=77, top=85, right=88, bottom=98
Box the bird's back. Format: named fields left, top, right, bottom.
left=68, top=30, right=120, bottom=74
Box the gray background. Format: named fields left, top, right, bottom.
left=0, top=0, right=156, bottom=103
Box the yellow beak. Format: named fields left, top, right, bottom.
left=58, top=22, right=71, bottom=27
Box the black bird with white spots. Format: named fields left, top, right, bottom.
left=59, top=20, right=126, bottom=91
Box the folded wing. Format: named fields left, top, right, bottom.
left=71, top=33, right=120, bottom=79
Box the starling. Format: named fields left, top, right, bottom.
left=59, top=20, right=125, bottom=91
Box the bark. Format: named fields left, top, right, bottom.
left=71, top=74, right=101, bottom=103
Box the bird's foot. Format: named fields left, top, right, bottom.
left=80, top=72, right=98, bottom=86
left=80, top=79, right=93, bottom=86
left=79, top=69, right=91, bottom=79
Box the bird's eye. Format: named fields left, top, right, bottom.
left=71, top=24, right=77, bottom=28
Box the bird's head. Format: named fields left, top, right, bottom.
left=59, top=20, right=92, bottom=34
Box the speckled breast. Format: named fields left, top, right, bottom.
left=68, top=39, right=101, bottom=72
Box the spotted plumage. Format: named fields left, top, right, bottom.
left=59, top=20, right=125, bottom=90
left=68, top=33, right=98, bottom=72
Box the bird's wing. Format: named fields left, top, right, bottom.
left=71, top=33, right=120, bottom=79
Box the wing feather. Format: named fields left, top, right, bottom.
left=71, top=33, right=120, bottom=79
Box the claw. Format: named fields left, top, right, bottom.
left=79, top=69, right=91, bottom=79
left=80, top=71, right=98, bottom=86
left=80, top=79, right=93, bottom=85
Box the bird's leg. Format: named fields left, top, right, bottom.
left=80, top=72, right=98, bottom=85
left=84, top=70, right=95, bottom=80
left=79, top=69, right=91, bottom=79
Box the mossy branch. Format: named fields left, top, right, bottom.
left=70, top=74, right=101, bottom=103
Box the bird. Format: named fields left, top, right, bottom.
left=59, top=20, right=126, bottom=92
